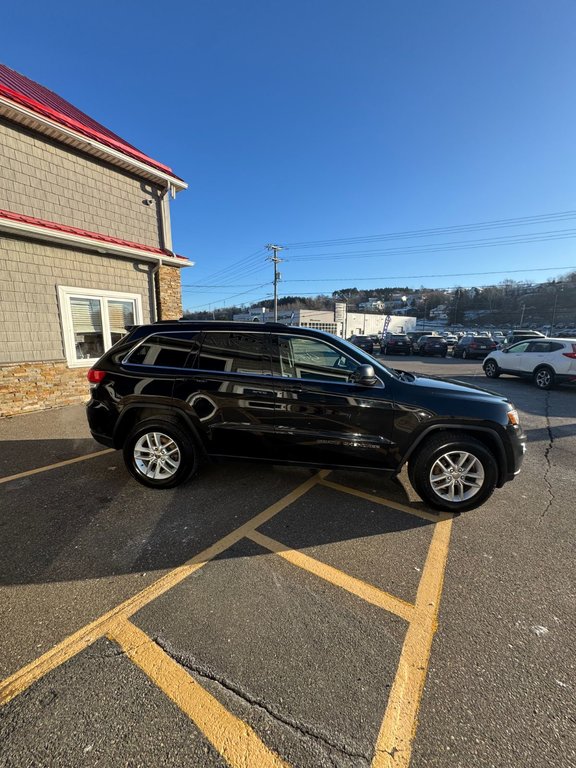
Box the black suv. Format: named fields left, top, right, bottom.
left=87, top=321, right=526, bottom=512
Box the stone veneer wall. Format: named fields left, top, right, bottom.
left=0, top=362, right=87, bottom=417
left=156, top=265, right=183, bottom=319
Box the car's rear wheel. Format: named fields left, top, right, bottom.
left=533, top=365, right=555, bottom=390
left=483, top=359, right=500, bottom=378
left=123, top=419, right=198, bottom=488
left=408, top=432, right=498, bottom=512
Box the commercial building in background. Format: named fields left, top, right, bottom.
left=233, top=307, right=416, bottom=337
left=0, top=64, right=191, bottom=416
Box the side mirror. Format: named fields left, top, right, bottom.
left=352, top=364, right=378, bottom=386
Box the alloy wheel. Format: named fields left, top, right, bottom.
left=133, top=431, right=181, bottom=480
left=429, top=450, right=485, bottom=504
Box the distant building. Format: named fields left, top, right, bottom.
left=0, top=64, right=191, bottom=416
left=233, top=307, right=416, bottom=337
left=358, top=297, right=385, bottom=312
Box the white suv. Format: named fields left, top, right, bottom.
left=483, top=338, right=576, bottom=390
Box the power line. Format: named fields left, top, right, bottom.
left=184, top=282, right=271, bottom=310
left=287, top=228, right=576, bottom=262
left=182, top=264, right=576, bottom=290
left=283, top=210, right=576, bottom=250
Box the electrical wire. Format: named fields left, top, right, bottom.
left=283, top=210, right=576, bottom=250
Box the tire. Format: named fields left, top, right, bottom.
left=462, top=349, right=468, bottom=360
left=408, top=432, right=498, bottom=512
left=533, top=366, right=555, bottom=390
left=484, top=359, right=500, bottom=378
left=123, top=418, right=199, bottom=489
left=441, top=352, right=447, bottom=358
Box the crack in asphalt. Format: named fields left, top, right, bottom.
left=540, top=389, right=555, bottom=522
left=153, top=635, right=372, bottom=766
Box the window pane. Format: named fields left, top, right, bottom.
left=108, top=300, right=135, bottom=345
left=70, top=297, right=104, bottom=360
left=196, top=332, right=270, bottom=375
left=275, top=335, right=356, bottom=381
left=127, top=334, right=200, bottom=368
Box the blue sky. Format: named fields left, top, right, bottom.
left=3, top=1, right=576, bottom=311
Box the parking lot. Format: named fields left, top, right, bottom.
left=1, top=356, right=575, bottom=768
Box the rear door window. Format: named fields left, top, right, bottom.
left=195, top=332, right=272, bottom=375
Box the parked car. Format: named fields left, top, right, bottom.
left=414, top=335, right=448, bottom=357
left=406, top=331, right=422, bottom=351
left=367, top=334, right=381, bottom=350
left=347, top=334, right=374, bottom=354
left=483, top=338, right=576, bottom=389
left=443, top=334, right=458, bottom=349
left=453, top=335, right=497, bottom=360
left=381, top=334, right=412, bottom=355
left=504, top=329, right=546, bottom=346
left=87, top=320, right=526, bottom=512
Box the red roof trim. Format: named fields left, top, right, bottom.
left=0, top=80, right=183, bottom=181
left=0, top=208, right=188, bottom=261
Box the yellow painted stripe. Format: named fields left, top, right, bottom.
left=0, top=471, right=324, bottom=706
left=318, top=478, right=450, bottom=523
left=371, top=515, right=453, bottom=768
left=0, top=448, right=115, bottom=485
left=248, top=530, right=415, bottom=623
left=107, top=620, right=290, bottom=768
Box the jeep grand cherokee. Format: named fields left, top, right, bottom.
left=86, top=321, right=526, bottom=512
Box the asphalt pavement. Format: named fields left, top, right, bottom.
left=0, top=356, right=574, bottom=768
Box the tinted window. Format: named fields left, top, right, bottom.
left=126, top=333, right=200, bottom=368
left=271, top=335, right=357, bottom=381
left=195, top=332, right=271, bottom=375
left=528, top=341, right=552, bottom=353
left=507, top=341, right=530, bottom=354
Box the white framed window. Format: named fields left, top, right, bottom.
left=58, top=286, right=143, bottom=367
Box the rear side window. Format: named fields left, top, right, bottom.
left=195, top=332, right=271, bottom=375
left=125, top=333, right=201, bottom=368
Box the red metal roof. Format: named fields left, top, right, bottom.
left=0, top=64, right=181, bottom=180
left=0, top=208, right=187, bottom=261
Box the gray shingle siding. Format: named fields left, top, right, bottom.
left=0, top=235, right=153, bottom=363
left=0, top=118, right=163, bottom=247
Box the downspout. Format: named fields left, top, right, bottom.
left=154, top=183, right=173, bottom=322
left=159, top=184, right=174, bottom=253
left=151, top=261, right=161, bottom=321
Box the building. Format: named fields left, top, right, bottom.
left=357, top=297, right=385, bottom=312
left=233, top=307, right=416, bottom=337
left=0, top=64, right=191, bottom=416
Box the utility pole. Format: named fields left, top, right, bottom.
left=266, top=244, right=284, bottom=321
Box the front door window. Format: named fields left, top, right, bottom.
left=274, top=335, right=357, bottom=382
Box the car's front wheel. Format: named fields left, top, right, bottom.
left=533, top=365, right=555, bottom=390
left=483, top=359, right=500, bottom=378
left=408, top=432, right=498, bottom=512
left=123, top=419, right=198, bottom=488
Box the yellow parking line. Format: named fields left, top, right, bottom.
left=371, top=515, right=453, bottom=768
left=248, top=529, right=415, bottom=623
left=318, top=479, right=450, bottom=523
left=107, top=620, right=290, bottom=768
left=0, top=471, right=324, bottom=706
left=0, top=448, right=115, bottom=485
